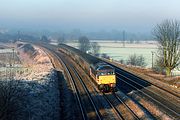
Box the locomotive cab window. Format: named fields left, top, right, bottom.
left=98, top=70, right=115, bottom=76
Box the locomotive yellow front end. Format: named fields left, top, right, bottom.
left=90, top=62, right=116, bottom=92
left=98, top=75, right=116, bottom=88
left=97, top=69, right=116, bottom=92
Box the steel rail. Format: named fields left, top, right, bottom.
left=114, top=93, right=140, bottom=120
left=51, top=51, right=87, bottom=120
left=116, top=74, right=180, bottom=118
left=72, top=68, right=103, bottom=120
left=114, top=66, right=180, bottom=98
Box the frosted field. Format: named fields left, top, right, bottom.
left=66, top=40, right=158, bottom=68
left=0, top=48, right=15, bottom=53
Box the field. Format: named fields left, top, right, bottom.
left=66, top=40, right=158, bottom=68
left=66, top=40, right=180, bottom=76
left=0, top=48, right=22, bottom=79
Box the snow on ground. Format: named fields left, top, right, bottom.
left=12, top=43, right=60, bottom=119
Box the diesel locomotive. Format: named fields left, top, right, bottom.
left=90, top=62, right=116, bottom=92
left=58, top=44, right=116, bottom=92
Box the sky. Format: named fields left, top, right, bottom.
left=0, top=0, right=180, bottom=33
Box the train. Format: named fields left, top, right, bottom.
left=58, top=44, right=116, bottom=92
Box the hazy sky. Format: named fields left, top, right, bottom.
left=0, top=0, right=180, bottom=32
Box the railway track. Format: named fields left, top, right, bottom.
left=42, top=44, right=179, bottom=119
left=41, top=45, right=102, bottom=119
left=83, top=69, right=142, bottom=120
left=116, top=71, right=180, bottom=107
left=72, top=67, right=103, bottom=120
left=102, top=94, right=124, bottom=120
left=42, top=44, right=125, bottom=119
left=114, top=66, right=180, bottom=98
left=56, top=48, right=147, bottom=120
left=58, top=58, right=87, bottom=119
left=103, top=93, right=140, bottom=120
left=113, top=93, right=140, bottom=120
left=88, top=75, right=151, bottom=120
left=44, top=50, right=86, bottom=120
left=57, top=53, right=103, bottom=120
left=69, top=57, right=125, bottom=120
left=115, top=68, right=180, bottom=119
left=66, top=55, right=148, bottom=119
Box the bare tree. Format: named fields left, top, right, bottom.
left=58, top=34, right=65, bottom=44
left=91, top=42, right=100, bottom=56
left=153, top=20, right=180, bottom=76
left=78, top=36, right=91, bottom=53
left=40, top=35, right=49, bottom=42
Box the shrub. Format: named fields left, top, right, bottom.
left=153, top=57, right=166, bottom=74
left=119, top=59, right=125, bottom=64
left=127, top=54, right=146, bottom=67
left=101, top=53, right=110, bottom=59
left=0, top=80, right=26, bottom=120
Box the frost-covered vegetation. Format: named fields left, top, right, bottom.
left=0, top=43, right=60, bottom=120
left=127, top=54, right=147, bottom=67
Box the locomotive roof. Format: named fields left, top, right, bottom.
left=96, top=65, right=114, bottom=71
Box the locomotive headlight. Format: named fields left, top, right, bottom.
left=111, top=83, right=116, bottom=87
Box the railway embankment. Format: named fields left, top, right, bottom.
left=0, top=43, right=60, bottom=120
left=43, top=47, right=79, bottom=120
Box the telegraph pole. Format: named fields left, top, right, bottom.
left=122, top=30, right=125, bottom=47
left=12, top=47, right=15, bottom=80
left=151, top=51, right=154, bottom=69
left=18, top=31, right=21, bottom=41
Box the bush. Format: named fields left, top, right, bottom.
left=78, top=36, right=90, bottom=53
left=101, top=53, right=110, bottom=59
left=153, top=57, right=166, bottom=74
left=119, top=59, right=125, bottom=64
left=91, top=42, right=100, bottom=55
left=0, top=80, right=26, bottom=120
left=127, top=54, right=146, bottom=67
